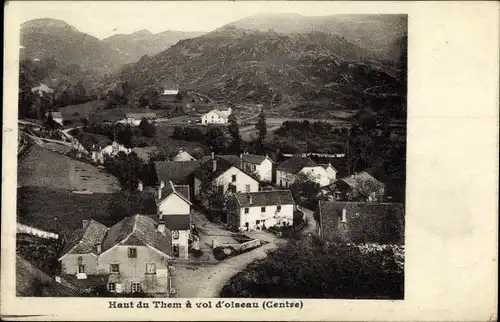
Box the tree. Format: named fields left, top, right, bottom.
left=198, top=181, right=231, bottom=222
left=255, top=110, right=267, bottom=152
left=227, top=114, right=242, bottom=153
left=290, top=173, right=321, bottom=210
left=103, top=152, right=144, bottom=191
left=138, top=118, right=156, bottom=137
left=114, top=124, right=134, bottom=148
left=138, top=95, right=149, bottom=108
left=206, top=127, right=229, bottom=153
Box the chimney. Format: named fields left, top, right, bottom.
left=158, top=182, right=164, bottom=200
left=96, top=243, right=102, bottom=254
left=341, top=208, right=347, bottom=223
left=157, top=220, right=165, bottom=234
left=247, top=195, right=253, bottom=205
left=82, top=220, right=88, bottom=228
left=212, top=158, right=217, bottom=172
left=211, top=152, right=215, bottom=159
left=137, top=180, right=143, bottom=191
left=239, top=153, right=243, bottom=168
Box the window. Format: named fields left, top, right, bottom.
left=131, top=282, right=142, bottom=293
left=261, top=207, right=266, bottom=213
left=146, top=263, right=156, bottom=274
left=78, top=265, right=85, bottom=273
left=110, top=264, right=120, bottom=274
left=128, top=248, right=137, bottom=258
left=245, top=185, right=250, bottom=192
left=172, top=230, right=180, bottom=240
left=244, top=208, right=249, bottom=214
left=107, top=282, right=116, bottom=292
left=77, top=256, right=83, bottom=265
left=277, top=205, right=281, bottom=212
left=231, top=175, right=236, bottom=182
left=256, top=220, right=260, bottom=225
left=228, top=185, right=236, bottom=193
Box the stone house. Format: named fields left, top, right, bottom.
left=325, top=171, right=385, bottom=202
left=201, top=108, right=232, bottom=125
left=241, top=153, right=274, bottom=182
left=58, top=215, right=174, bottom=295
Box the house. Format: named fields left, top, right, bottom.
left=155, top=181, right=192, bottom=259
left=201, top=108, right=232, bottom=125
left=58, top=215, right=174, bottom=295
left=120, top=112, right=157, bottom=127
left=192, top=153, right=259, bottom=198
left=228, top=190, right=295, bottom=231
left=132, top=146, right=159, bottom=162
left=326, top=172, right=385, bottom=202
left=159, top=89, right=180, bottom=103
left=276, top=156, right=317, bottom=188
left=155, top=160, right=205, bottom=185
left=300, top=163, right=337, bottom=187
left=241, top=153, right=274, bottom=182
left=45, top=111, right=64, bottom=125
left=91, top=141, right=131, bottom=164
left=172, top=148, right=196, bottom=162
left=32, top=84, right=54, bottom=97
left=315, top=201, right=404, bottom=245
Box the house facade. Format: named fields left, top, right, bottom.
left=45, top=111, right=64, bottom=125
left=58, top=216, right=173, bottom=295
left=300, top=163, right=337, bottom=187
left=228, top=190, right=295, bottom=231
left=120, top=113, right=157, bottom=127
left=92, top=141, right=131, bottom=164
left=276, top=156, right=318, bottom=188
left=159, top=89, right=180, bottom=103
left=201, top=108, right=232, bottom=125
left=172, top=149, right=196, bottom=162
left=192, top=156, right=259, bottom=198
left=241, top=153, right=274, bottom=182
left=156, top=181, right=192, bottom=259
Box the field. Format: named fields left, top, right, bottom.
left=17, top=187, right=156, bottom=238
left=18, top=144, right=120, bottom=193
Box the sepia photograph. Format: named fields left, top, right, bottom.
left=14, top=3, right=407, bottom=300
left=3, top=1, right=498, bottom=321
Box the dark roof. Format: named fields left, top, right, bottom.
left=192, top=156, right=246, bottom=183
left=60, top=220, right=108, bottom=257
left=242, top=154, right=269, bottom=164
left=218, top=155, right=241, bottom=165
left=102, top=215, right=172, bottom=256
left=155, top=160, right=203, bottom=185
left=277, top=156, right=317, bottom=174
left=174, top=185, right=190, bottom=201
left=317, top=201, right=404, bottom=245
left=234, top=190, right=295, bottom=207
left=17, top=256, right=80, bottom=297
left=340, top=172, right=384, bottom=190
left=162, top=215, right=191, bottom=230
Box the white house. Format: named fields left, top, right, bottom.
left=91, top=141, right=131, bottom=164
left=228, top=190, right=295, bottom=231
left=300, top=163, right=337, bottom=187
left=276, top=156, right=317, bottom=188
left=45, top=111, right=64, bottom=126
left=201, top=108, right=232, bottom=125
left=241, top=153, right=274, bottom=182
left=192, top=155, right=259, bottom=198
left=119, top=112, right=157, bottom=127
left=156, top=181, right=192, bottom=259
left=172, top=149, right=196, bottom=162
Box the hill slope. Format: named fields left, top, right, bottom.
left=102, top=29, right=206, bottom=65
left=116, top=26, right=405, bottom=115
left=224, top=13, right=407, bottom=61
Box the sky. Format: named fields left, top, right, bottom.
left=8, top=1, right=405, bottom=39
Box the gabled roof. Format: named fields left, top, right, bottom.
left=277, top=156, right=317, bottom=174
left=338, top=172, right=384, bottom=190
left=157, top=181, right=192, bottom=205
left=192, top=157, right=235, bottom=182
left=162, top=215, right=191, bottom=230
left=319, top=163, right=337, bottom=171
left=155, top=160, right=204, bottom=185
left=172, top=150, right=196, bottom=161
left=205, top=108, right=232, bottom=119
left=125, top=113, right=157, bottom=119
left=102, top=214, right=172, bottom=256
left=132, top=146, right=159, bottom=162
left=317, top=201, right=404, bottom=245
left=234, top=190, right=295, bottom=207
left=59, top=220, right=108, bottom=258
left=242, top=154, right=272, bottom=165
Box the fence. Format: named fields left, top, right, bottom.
left=17, top=223, right=59, bottom=240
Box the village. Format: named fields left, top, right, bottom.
left=17, top=84, right=405, bottom=298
